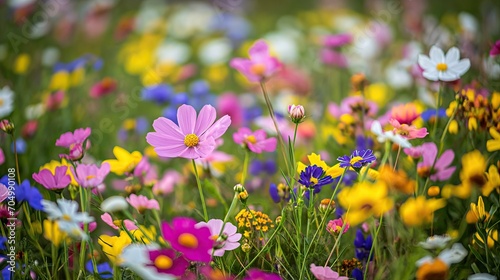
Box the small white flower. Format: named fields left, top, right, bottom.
left=41, top=199, right=94, bottom=224
left=370, top=120, right=412, bottom=148
left=121, top=244, right=176, bottom=280
left=418, top=45, right=471, bottom=81
left=25, top=103, right=45, bottom=120
left=468, top=273, right=497, bottom=280
left=417, top=243, right=468, bottom=267
left=419, top=235, right=452, bottom=249
left=42, top=47, right=60, bottom=67
left=198, top=38, right=232, bottom=65
left=101, top=196, right=129, bottom=213
left=0, top=86, right=14, bottom=118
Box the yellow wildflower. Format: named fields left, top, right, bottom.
left=49, top=71, right=70, bottom=91
left=40, top=159, right=78, bottom=186
left=487, top=127, right=500, bottom=152
left=43, top=220, right=70, bottom=247
left=104, top=146, right=143, bottom=175
left=474, top=229, right=498, bottom=249
left=466, top=196, right=490, bottom=224
left=13, top=53, right=30, bottom=74
left=297, top=153, right=343, bottom=179
left=400, top=196, right=446, bottom=226
left=483, top=165, right=500, bottom=196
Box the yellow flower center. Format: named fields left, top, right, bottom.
left=436, top=63, right=448, bottom=71
left=211, top=234, right=219, bottom=241
left=178, top=233, right=198, bottom=248
left=113, top=220, right=123, bottom=227
left=154, top=255, right=173, bottom=270
left=0, top=98, right=4, bottom=106
left=250, top=63, right=266, bottom=76
left=62, top=214, right=72, bottom=221
left=310, top=177, right=318, bottom=185
left=184, top=134, right=199, bottom=147
left=350, top=156, right=363, bottom=165
left=86, top=175, right=96, bottom=180
left=245, top=135, right=257, bottom=144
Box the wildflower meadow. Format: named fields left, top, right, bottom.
left=1, top=1, right=500, bottom=279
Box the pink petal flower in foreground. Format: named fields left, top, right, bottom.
left=195, top=219, right=242, bottom=257
left=32, top=166, right=71, bottom=191
left=310, top=264, right=348, bottom=280
left=326, top=218, right=349, bottom=234
left=244, top=268, right=282, bottom=280
left=417, top=142, right=456, bottom=181
left=146, top=104, right=231, bottom=159
left=233, top=127, right=277, bottom=154
left=101, top=212, right=137, bottom=231
left=72, top=162, right=110, bottom=188
left=389, top=119, right=428, bottom=140
left=56, top=127, right=91, bottom=161
left=229, top=39, right=282, bottom=83
left=126, top=194, right=160, bottom=214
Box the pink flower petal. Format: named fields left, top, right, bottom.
left=194, top=105, right=216, bottom=136
left=177, top=104, right=197, bottom=135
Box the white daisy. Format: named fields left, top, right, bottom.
left=419, top=235, right=452, bottom=249
left=416, top=243, right=467, bottom=267
left=0, top=86, right=14, bottom=118
left=41, top=199, right=94, bottom=225
left=418, top=45, right=471, bottom=81
left=468, top=273, right=497, bottom=280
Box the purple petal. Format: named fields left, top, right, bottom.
left=177, top=105, right=197, bottom=135
left=194, top=105, right=216, bottom=136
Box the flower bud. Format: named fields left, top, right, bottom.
left=288, top=104, right=305, bottom=123
left=427, top=186, right=440, bottom=197
left=101, top=196, right=129, bottom=213
left=238, top=190, right=249, bottom=204
left=241, top=242, right=251, bottom=253
left=234, top=184, right=246, bottom=193
left=0, top=119, right=15, bottom=134
left=319, top=198, right=336, bottom=213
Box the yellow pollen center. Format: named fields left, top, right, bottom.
left=211, top=234, right=219, bottom=241
left=0, top=99, right=3, bottom=106
left=86, top=175, right=96, bottom=180
left=350, top=156, right=363, bottom=165
left=436, top=63, right=448, bottom=71
left=178, top=233, right=198, bottom=248
left=310, top=177, right=318, bottom=185
left=62, top=214, right=72, bottom=221
left=112, top=220, right=122, bottom=227
left=154, top=255, right=173, bottom=270
left=246, top=135, right=257, bottom=144
left=250, top=63, right=266, bottom=75
left=184, top=134, right=199, bottom=147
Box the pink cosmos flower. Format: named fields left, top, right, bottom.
left=403, top=145, right=426, bottom=159
left=490, top=39, right=500, bottom=56
left=89, top=77, right=117, bottom=98
left=133, top=157, right=158, bottom=186
left=233, top=127, right=277, bottom=154
left=72, top=162, right=110, bottom=188
left=326, top=218, right=349, bottom=234
left=243, top=269, right=282, bottom=280
left=417, top=142, right=456, bottom=181
left=320, top=49, right=348, bottom=68
left=45, top=90, right=65, bottom=111
left=126, top=194, right=160, bottom=214
left=200, top=265, right=235, bottom=280
left=32, top=166, right=71, bottom=191
left=389, top=119, right=428, bottom=140
left=101, top=213, right=137, bottom=231
left=162, top=217, right=214, bottom=263
left=310, top=264, right=348, bottom=280
left=195, top=219, right=242, bottom=257
left=153, top=170, right=182, bottom=196
left=328, top=96, right=378, bottom=118
left=21, top=120, right=38, bottom=139
left=56, top=127, right=91, bottom=161
left=146, top=104, right=231, bottom=159
left=229, top=39, right=282, bottom=83
left=147, top=248, right=190, bottom=276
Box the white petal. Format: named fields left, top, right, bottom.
left=423, top=70, right=439, bottom=81
left=416, top=256, right=434, bottom=267
left=445, top=47, right=460, bottom=64
left=439, top=71, right=459, bottom=82
left=450, top=59, right=471, bottom=76
left=418, top=55, right=435, bottom=70
left=429, top=46, right=445, bottom=62
left=439, top=243, right=467, bottom=266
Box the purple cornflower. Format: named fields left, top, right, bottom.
left=298, top=165, right=334, bottom=191
left=337, top=149, right=376, bottom=169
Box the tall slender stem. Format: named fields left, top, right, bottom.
left=240, top=150, right=249, bottom=185
left=259, top=82, right=291, bottom=177
left=11, top=135, right=21, bottom=185
left=192, top=160, right=208, bottom=221
left=364, top=215, right=384, bottom=280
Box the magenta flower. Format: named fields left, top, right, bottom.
left=101, top=213, right=137, bottom=231
left=218, top=92, right=243, bottom=127
left=389, top=119, right=428, bottom=140
left=322, top=33, right=353, bottom=48
left=162, top=217, right=214, bottom=263
left=490, top=39, right=500, bottom=56
left=233, top=127, right=277, bottom=154
left=310, top=264, right=348, bottom=280
left=243, top=268, right=282, bottom=280
left=153, top=170, right=182, bottom=196
left=403, top=145, right=426, bottom=159
left=89, top=77, right=117, bottom=98
left=195, top=219, right=242, bottom=257
left=32, top=166, right=71, bottom=191
left=126, top=194, right=160, bottom=214
left=417, top=142, right=456, bottom=181
left=55, top=127, right=91, bottom=161
left=229, top=39, right=282, bottom=83
left=146, top=104, right=231, bottom=159
left=320, top=49, right=348, bottom=68
left=147, top=248, right=189, bottom=276
left=326, top=218, right=349, bottom=234
left=72, top=162, right=110, bottom=188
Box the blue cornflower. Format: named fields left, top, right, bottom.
left=337, top=149, right=376, bottom=169
left=0, top=236, right=7, bottom=250
left=85, top=261, right=113, bottom=279
left=354, top=229, right=373, bottom=261
left=189, top=80, right=210, bottom=97
left=249, top=159, right=277, bottom=176
left=352, top=268, right=363, bottom=280
left=421, top=108, right=447, bottom=122
left=135, top=117, right=149, bottom=134
left=14, top=180, right=44, bottom=211
left=11, top=138, right=27, bottom=154
left=171, top=92, right=189, bottom=105
left=141, top=84, right=174, bottom=104
left=298, top=165, right=334, bottom=191
left=269, top=183, right=290, bottom=203
left=355, top=135, right=374, bottom=151
left=162, top=106, right=178, bottom=124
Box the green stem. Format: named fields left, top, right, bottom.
left=364, top=215, right=384, bottom=280
left=259, top=81, right=291, bottom=178
left=431, top=83, right=443, bottom=140
left=192, top=160, right=208, bottom=221
left=11, top=135, right=21, bottom=185
left=393, top=146, right=402, bottom=171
